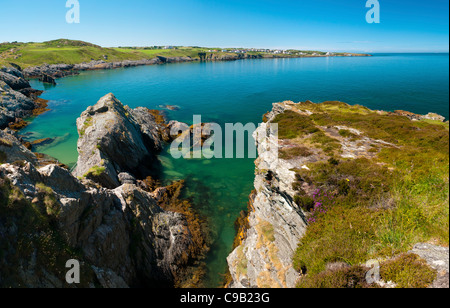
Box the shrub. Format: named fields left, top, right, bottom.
left=338, top=129, right=357, bottom=139
left=83, top=165, right=106, bottom=178
left=307, top=189, right=336, bottom=224
left=309, top=131, right=341, bottom=154
left=294, top=195, right=315, bottom=212
left=272, top=111, right=319, bottom=139
left=293, top=206, right=382, bottom=275
left=297, top=265, right=372, bottom=288
left=380, top=254, right=437, bottom=288
left=279, top=146, right=313, bottom=159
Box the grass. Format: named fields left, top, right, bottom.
left=272, top=110, right=320, bottom=139
left=380, top=253, right=437, bottom=288
left=83, top=165, right=106, bottom=178
left=260, top=220, right=276, bottom=242
left=0, top=138, right=13, bottom=147
left=1, top=39, right=345, bottom=69
left=278, top=101, right=449, bottom=288
left=78, top=116, right=93, bottom=136
left=297, top=265, right=372, bottom=288
left=1, top=40, right=150, bottom=68
left=309, top=131, right=342, bottom=154
left=338, top=129, right=358, bottom=139
left=279, top=146, right=313, bottom=160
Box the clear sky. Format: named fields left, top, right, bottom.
left=1, top=0, right=448, bottom=52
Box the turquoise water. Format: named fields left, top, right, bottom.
left=22, top=53, right=449, bottom=287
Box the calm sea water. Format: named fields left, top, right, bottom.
left=23, top=53, right=449, bottom=287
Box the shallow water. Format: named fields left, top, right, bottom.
left=22, top=53, right=449, bottom=287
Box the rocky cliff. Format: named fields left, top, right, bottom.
left=0, top=65, right=48, bottom=130
left=228, top=100, right=449, bottom=288
left=0, top=94, right=203, bottom=288
left=227, top=103, right=308, bottom=288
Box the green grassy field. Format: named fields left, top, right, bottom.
left=0, top=39, right=152, bottom=68
left=0, top=39, right=365, bottom=69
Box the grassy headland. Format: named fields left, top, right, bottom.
left=0, top=39, right=370, bottom=69
left=271, top=101, right=449, bottom=288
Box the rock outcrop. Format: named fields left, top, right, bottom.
left=23, top=59, right=164, bottom=79
left=0, top=80, right=36, bottom=129
left=394, top=110, right=447, bottom=122
left=0, top=160, right=194, bottom=287
left=0, top=68, right=30, bottom=91
left=227, top=104, right=308, bottom=288
left=0, top=93, right=197, bottom=288
left=73, top=94, right=166, bottom=188
left=0, top=66, right=47, bottom=129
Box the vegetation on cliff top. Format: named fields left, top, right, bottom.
left=1, top=39, right=369, bottom=69
left=273, top=101, right=449, bottom=288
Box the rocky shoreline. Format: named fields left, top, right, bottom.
left=0, top=66, right=49, bottom=130
left=0, top=93, right=208, bottom=288
left=21, top=52, right=371, bottom=81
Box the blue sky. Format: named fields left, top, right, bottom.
left=0, top=0, right=448, bottom=52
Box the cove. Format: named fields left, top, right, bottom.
left=21, top=53, right=449, bottom=287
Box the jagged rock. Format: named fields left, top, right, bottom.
left=0, top=70, right=30, bottom=91
left=39, top=74, right=56, bottom=85
left=92, top=266, right=129, bottom=288
left=1, top=90, right=197, bottom=287
left=0, top=80, right=36, bottom=129
left=130, top=107, right=167, bottom=151
left=73, top=93, right=161, bottom=188
left=0, top=129, right=37, bottom=164
left=118, top=172, right=136, bottom=185
left=227, top=104, right=307, bottom=288
left=0, top=66, right=24, bottom=79
left=0, top=160, right=194, bottom=287
left=395, top=110, right=446, bottom=122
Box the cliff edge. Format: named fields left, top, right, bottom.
left=228, top=100, right=449, bottom=288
